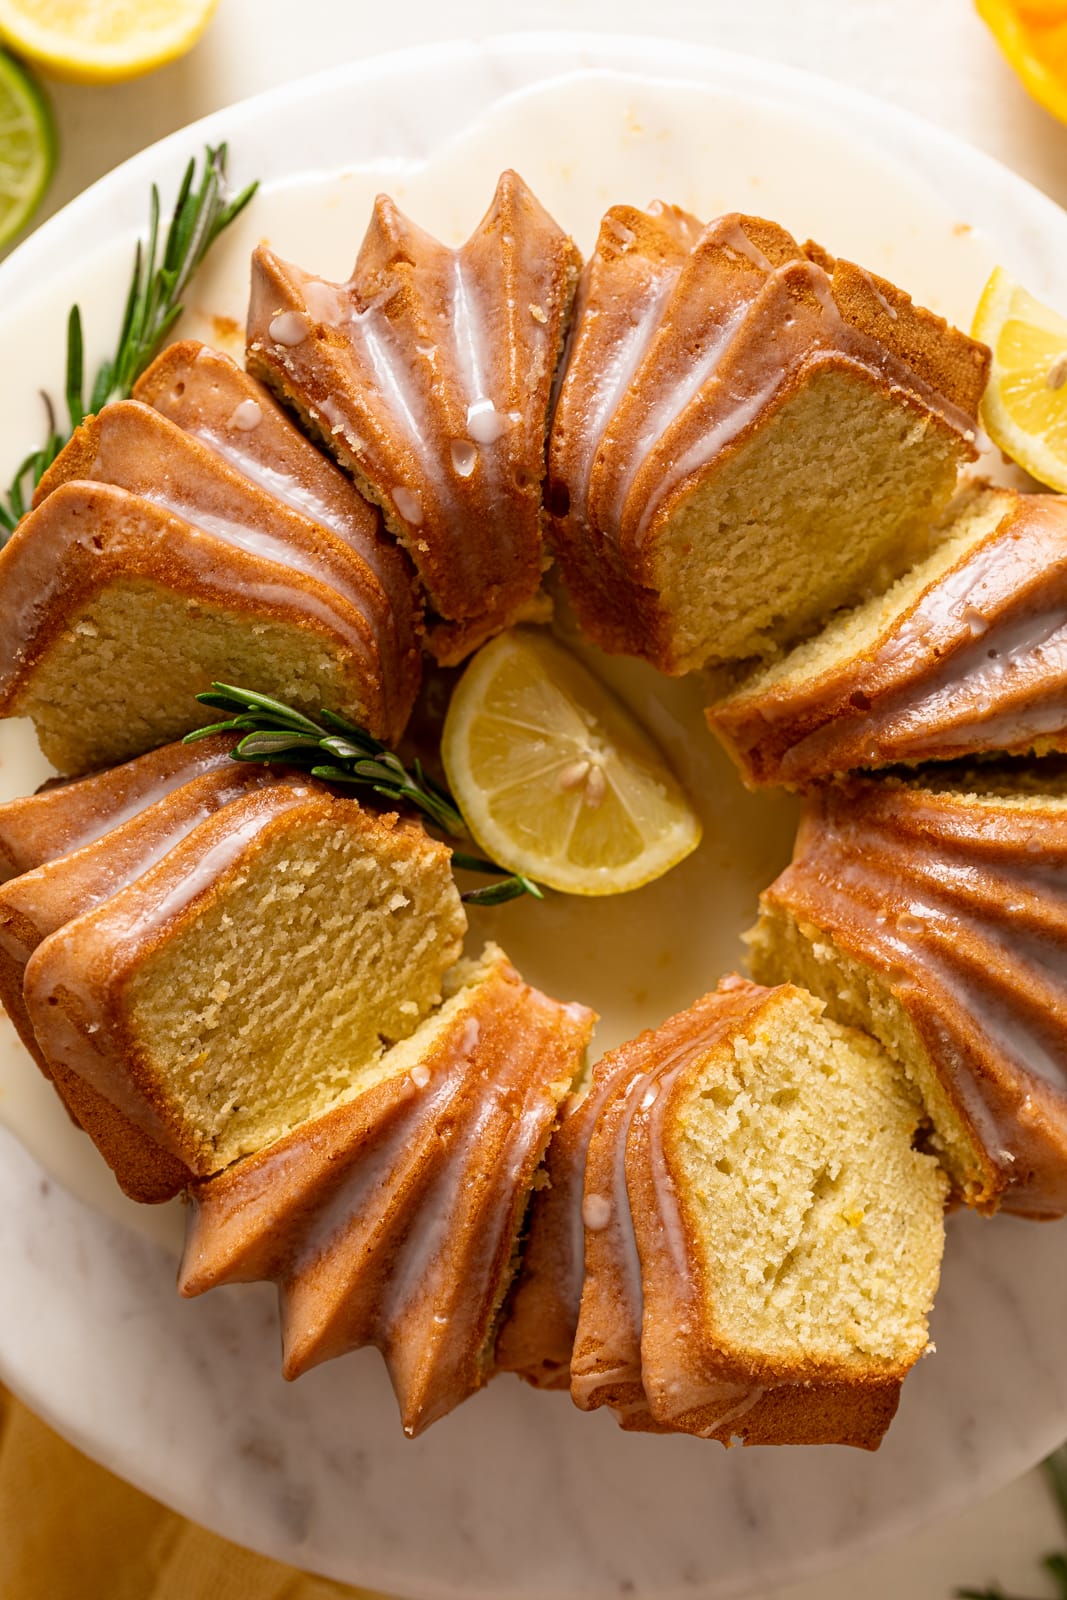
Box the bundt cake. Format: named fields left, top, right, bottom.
left=749, top=774, right=1067, bottom=1218
left=709, top=485, right=1067, bottom=786
left=547, top=206, right=989, bottom=676
left=570, top=978, right=946, bottom=1447
left=0, top=366, right=420, bottom=774
left=246, top=169, right=582, bottom=664
left=0, top=737, right=278, bottom=1201
left=179, top=944, right=595, bottom=1436
left=21, top=782, right=466, bottom=1183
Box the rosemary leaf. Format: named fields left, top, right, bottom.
left=0, top=145, right=257, bottom=542
left=184, top=682, right=543, bottom=904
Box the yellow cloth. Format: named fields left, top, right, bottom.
left=0, top=1387, right=386, bottom=1600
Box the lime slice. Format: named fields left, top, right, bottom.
left=971, top=265, right=1067, bottom=492
left=0, top=51, right=54, bottom=248
left=442, top=629, right=702, bottom=896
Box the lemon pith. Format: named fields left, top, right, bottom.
left=442, top=629, right=702, bottom=897
left=0, top=0, right=219, bottom=84
left=972, top=265, right=1067, bottom=492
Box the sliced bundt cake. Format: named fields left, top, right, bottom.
left=22, top=783, right=466, bottom=1182
left=0, top=371, right=420, bottom=774
left=709, top=486, right=1067, bottom=786
left=548, top=207, right=989, bottom=676
left=180, top=944, right=595, bottom=1436
left=568, top=978, right=946, bottom=1447
left=749, top=774, right=1067, bottom=1218
left=246, top=170, right=582, bottom=664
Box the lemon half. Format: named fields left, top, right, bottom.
left=442, top=630, right=702, bottom=897
left=972, top=265, right=1067, bottom=491
left=0, top=0, right=219, bottom=84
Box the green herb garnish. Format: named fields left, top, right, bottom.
left=0, top=143, right=257, bottom=538
left=185, top=683, right=544, bottom=907
left=956, top=1444, right=1067, bottom=1599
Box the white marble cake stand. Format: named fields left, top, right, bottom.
left=0, top=33, right=1066, bottom=1600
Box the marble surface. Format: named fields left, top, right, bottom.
left=1, top=18, right=1067, bottom=1600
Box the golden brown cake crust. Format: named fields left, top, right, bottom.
left=494, top=1048, right=630, bottom=1389
left=709, top=491, right=1067, bottom=786
left=0, top=734, right=237, bottom=884
left=246, top=170, right=581, bottom=664
left=755, top=780, right=1067, bottom=1217
left=132, top=339, right=423, bottom=710
left=570, top=981, right=773, bottom=1428
left=180, top=949, right=595, bottom=1436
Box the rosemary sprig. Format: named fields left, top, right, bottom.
left=0, top=144, right=257, bottom=539
left=956, top=1444, right=1067, bottom=1600
left=184, top=683, right=544, bottom=907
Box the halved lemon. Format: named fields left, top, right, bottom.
left=977, top=0, right=1067, bottom=125
left=0, top=0, right=219, bottom=84
left=972, top=265, right=1067, bottom=491
left=442, top=629, right=702, bottom=896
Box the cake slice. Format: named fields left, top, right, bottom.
left=571, top=978, right=946, bottom=1448
left=0, top=379, right=421, bottom=773
left=0, top=743, right=282, bottom=1201
left=22, top=784, right=466, bottom=1180
left=180, top=945, right=595, bottom=1436
left=548, top=207, right=989, bottom=676
left=749, top=774, right=1067, bottom=1217
left=709, top=486, right=1067, bottom=786
left=246, top=170, right=582, bottom=663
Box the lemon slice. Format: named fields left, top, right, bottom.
left=971, top=265, right=1067, bottom=491
left=0, top=51, right=54, bottom=246
left=442, top=629, right=702, bottom=896
left=0, top=0, right=219, bottom=84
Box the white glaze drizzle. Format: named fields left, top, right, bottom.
left=569, top=266, right=684, bottom=523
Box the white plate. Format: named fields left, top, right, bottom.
left=1, top=32, right=1066, bottom=1600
